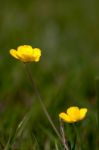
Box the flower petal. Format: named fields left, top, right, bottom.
left=59, top=112, right=73, bottom=123
left=33, top=48, right=41, bottom=62
left=10, top=49, right=19, bottom=59
left=17, top=45, right=33, bottom=61
left=80, top=108, right=87, bottom=120
left=67, top=106, right=80, bottom=121
left=17, top=45, right=33, bottom=53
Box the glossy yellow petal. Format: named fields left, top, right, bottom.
left=67, top=106, right=80, bottom=121
left=59, top=112, right=73, bottom=123
left=80, top=108, right=87, bottom=120
left=9, top=49, right=19, bottom=59
left=33, top=48, right=41, bottom=56
left=33, top=48, right=41, bottom=62
left=17, top=45, right=33, bottom=54
left=17, top=45, right=33, bottom=61
left=17, top=55, right=33, bottom=62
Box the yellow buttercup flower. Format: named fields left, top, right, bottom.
left=10, top=45, right=41, bottom=62
left=59, top=106, right=87, bottom=123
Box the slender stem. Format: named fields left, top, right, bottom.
left=59, top=119, right=69, bottom=150
left=73, top=124, right=81, bottom=150
left=23, top=63, right=62, bottom=142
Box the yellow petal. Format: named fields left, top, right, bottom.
left=33, top=48, right=41, bottom=56
left=59, top=112, right=73, bottom=123
left=9, top=49, right=19, bottom=59
left=17, top=45, right=34, bottom=62
left=80, top=108, right=87, bottom=120
left=67, top=106, right=80, bottom=121
left=33, top=48, right=41, bottom=62
left=17, top=45, right=33, bottom=54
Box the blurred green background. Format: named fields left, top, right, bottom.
left=0, top=0, right=99, bottom=149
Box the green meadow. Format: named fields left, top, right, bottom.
left=0, top=0, right=99, bottom=149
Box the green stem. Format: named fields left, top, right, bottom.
left=23, top=63, right=62, bottom=142
left=73, top=124, right=81, bottom=150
